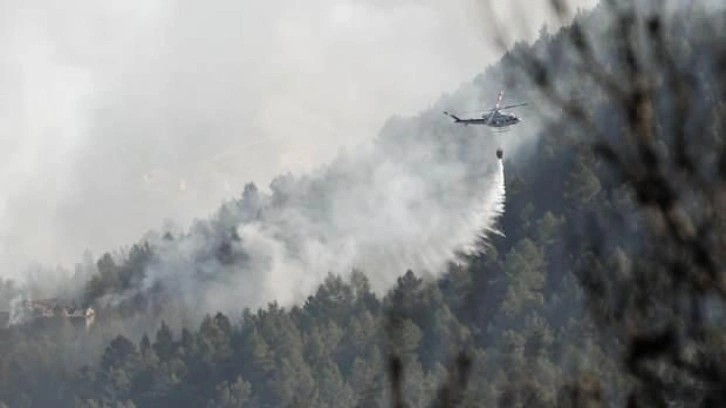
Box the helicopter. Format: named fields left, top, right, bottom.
left=443, top=91, right=527, bottom=129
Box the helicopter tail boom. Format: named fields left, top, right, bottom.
left=443, top=111, right=462, bottom=122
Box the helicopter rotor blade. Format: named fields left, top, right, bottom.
left=497, top=102, right=529, bottom=111
left=483, top=109, right=496, bottom=124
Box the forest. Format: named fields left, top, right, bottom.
left=1, top=1, right=726, bottom=407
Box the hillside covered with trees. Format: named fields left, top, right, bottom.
left=1, top=2, right=726, bottom=406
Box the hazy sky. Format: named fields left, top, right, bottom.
left=0, top=0, right=597, bottom=278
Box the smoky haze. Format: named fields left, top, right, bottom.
left=0, top=0, right=596, bottom=281
left=109, top=117, right=508, bottom=327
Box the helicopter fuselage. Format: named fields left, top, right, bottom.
left=457, top=111, right=520, bottom=127
left=443, top=91, right=526, bottom=129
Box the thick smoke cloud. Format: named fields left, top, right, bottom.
left=0, top=0, right=595, bottom=283
left=105, top=110, right=508, bottom=325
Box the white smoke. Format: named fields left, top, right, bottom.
left=101, top=111, right=510, bottom=324
left=0, top=0, right=598, bottom=281
left=8, top=292, right=29, bottom=327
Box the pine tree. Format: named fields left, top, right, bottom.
left=153, top=321, right=175, bottom=362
